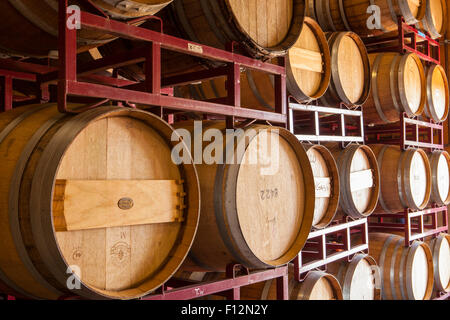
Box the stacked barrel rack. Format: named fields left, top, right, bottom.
left=0, top=0, right=448, bottom=300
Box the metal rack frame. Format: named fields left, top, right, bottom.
left=365, top=113, right=444, bottom=151
left=364, top=17, right=440, bottom=65
left=142, top=264, right=288, bottom=300
left=369, top=206, right=448, bottom=246
left=292, top=218, right=369, bottom=281
left=289, top=99, right=364, bottom=146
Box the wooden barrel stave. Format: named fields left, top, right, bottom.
left=364, top=52, right=426, bottom=126
left=369, top=233, right=434, bottom=300
left=319, top=31, right=371, bottom=107
left=369, top=145, right=432, bottom=213
left=327, top=254, right=381, bottom=300
left=174, top=121, right=315, bottom=272
left=0, top=104, right=200, bottom=300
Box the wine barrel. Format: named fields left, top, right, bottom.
left=0, top=0, right=171, bottom=57
left=369, top=233, right=434, bottom=300
left=174, top=269, right=343, bottom=300
left=429, top=150, right=450, bottom=206
left=327, top=254, right=381, bottom=300
left=0, top=104, right=200, bottom=300
left=169, top=0, right=306, bottom=60
left=174, top=121, right=315, bottom=272
left=319, top=32, right=371, bottom=107
left=424, top=64, right=449, bottom=123
left=326, top=144, right=380, bottom=219
left=310, top=0, right=427, bottom=37
left=427, top=233, right=450, bottom=293
left=416, top=0, right=447, bottom=39
left=174, top=16, right=331, bottom=108
left=370, top=145, right=432, bottom=212
left=364, top=52, right=426, bottom=126
left=303, top=144, right=339, bottom=229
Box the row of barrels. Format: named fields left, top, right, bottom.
left=0, top=103, right=447, bottom=299
left=176, top=232, right=450, bottom=300
left=1, top=1, right=448, bottom=125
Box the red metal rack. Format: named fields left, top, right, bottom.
left=365, top=113, right=444, bottom=151
left=288, top=99, right=364, bottom=146
left=142, top=265, right=288, bottom=300
left=364, top=17, right=440, bottom=65
left=292, top=218, right=369, bottom=281
left=369, top=207, right=448, bottom=246
left=289, top=98, right=369, bottom=280
left=0, top=0, right=287, bottom=127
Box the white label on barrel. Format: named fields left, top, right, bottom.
left=188, top=43, right=203, bottom=54
left=315, top=177, right=331, bottom=198
left=350, top=169, right=374, bottom=192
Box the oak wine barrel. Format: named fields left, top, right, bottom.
left=303, top=144, right=339, bottom=229
left=327, top=254, right=381, bottom=300
left=424, top=64, right=449, bottom=123
left=169, top=0, right=307, bottom=60
left=364, top=52, right=426, bottom=126
left=174, top=16, right=331, bottom=109
left=428, top=150, right=450, bottom=206
left=0, top=0, right=171, bottom=57
left=174, top=121, right=315, bottom=271
left=309, top=0, right=427, bottom=37
left=370, top=145, right=432, bottom=212
left=427, top=233, right=450, bottom=293
left=319, top=32, right=371, bottom=107
left=0, top=104, right=200, bottom=300
left=416, top=0, right=447, bottom=39
left=369, top=233, right=434, bottom=300
left=326, top=144, right=380, bottom=219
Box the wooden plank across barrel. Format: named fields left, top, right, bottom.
left=325, top=143, right=380, bottom=219
left=0, top=104, right=200, bottom=300
left=303, top=144, right=340, bottom=229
